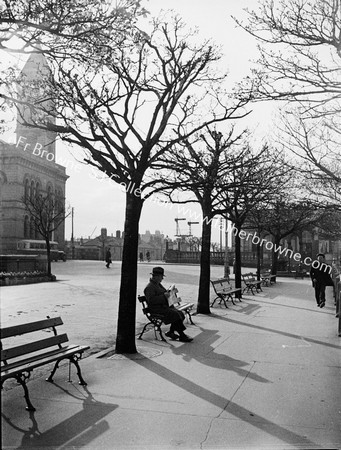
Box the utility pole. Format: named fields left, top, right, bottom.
left=71, top=207, right=75, bottom=260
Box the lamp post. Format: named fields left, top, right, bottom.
left=224, top=218, right=230, bottom=278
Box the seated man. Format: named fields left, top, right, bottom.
left=144, top=267, right=193, bottom=342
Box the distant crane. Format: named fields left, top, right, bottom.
left=175, top=218, right=186, bottom=236
left=188, top=221, right=199, bottom=236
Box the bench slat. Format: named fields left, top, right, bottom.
left=1, top=334, right=69, bottom=361
left=1, top=345, right=90, bottom=380
left=1, top=317, right=63, bottom=339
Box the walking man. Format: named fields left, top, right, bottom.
left=310, top=253, right=333, bottom=308
left=105, top=247, right=112, bottom=268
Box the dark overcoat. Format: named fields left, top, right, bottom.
left=310, top=264, right=334, bottom=285
left=144, top=278, right=185, bottom=324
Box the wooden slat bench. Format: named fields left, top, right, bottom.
left=242, top=272, right=263, bottom=295
left=138, top=295, right=194, bottom=342
left=260, top=270, right=276, bottom=286
left=210, top=278, right=242, bottom=308
left=1, top=316, right=90, bottom=411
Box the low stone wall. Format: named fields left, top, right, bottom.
left=0, top=255, right=47, bottom=272
left=0, top=274, right=56, bottom=286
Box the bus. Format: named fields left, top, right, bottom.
left=17, top=240, right=66, bottom=261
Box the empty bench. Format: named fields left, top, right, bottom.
left=242, top=272, right=263, bottom=295
left=1, top=316, right=90, bottom=411
left=138, top=295, right=194, bottom=342
left=210, top=278, right=242, bottom=308
left=260, top=270, right=276, bottom=286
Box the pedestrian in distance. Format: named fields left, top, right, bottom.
left=146, top=251, right=151, bottom=262
left=139, top=252, right=144, bottom=262
left=105, top=247, right=112, bottom=268
left=310, top=253, right=334, bottom=308
left=144, top=267, right=193, bottom=342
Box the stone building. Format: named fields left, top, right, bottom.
left=0, top=53, right=67, bottom=254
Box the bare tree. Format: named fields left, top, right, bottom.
left=255, top=198, right=325, bottom=275
left=219, top=146, right=288, bottom=290
left=278, top=112, right=341, bottom=199
left=234, top=0, right=341, bottom=187
left=22, top=191, right=70, bottom=277
left=0, top=0, right=145, bottom=57
left=0, top=0, right=147, bottom=134
left=154, top=126, right=249, bottom=314
left=8, top=15, right=251, bottom=353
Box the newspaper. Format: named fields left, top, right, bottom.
left=167, top=285, right=180, bottom=306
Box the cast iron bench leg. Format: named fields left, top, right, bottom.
left=16, top=373, right=36, bottom=411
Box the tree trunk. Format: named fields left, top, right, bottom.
left=234, top=224, right=242, bottom=295
left=115, top=192, right=143, bottom=354
left=271, top=235, right=280, bottom=282
left=45, top=238, right=52, bottom=277
left=197, top=214, right=212, bottom=314
left=256, top=233, right=261, bottom=281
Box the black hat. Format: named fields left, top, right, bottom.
left=151, top=267, right=165, bottom=276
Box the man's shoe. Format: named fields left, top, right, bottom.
left=320, top=302, right=325, bottom=308
left=178, top=334, right=193, bottom=342
left=165, top=331, right=179, bottom=340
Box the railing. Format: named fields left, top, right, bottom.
left=331, top=263, right=341, bottom=337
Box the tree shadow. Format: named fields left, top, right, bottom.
left=1, top=385, right=118, bottom=449
left=210, top=313, right=341, bottom=349
left=133, top=357, right=317, bottom=448
left=169, top=328, right=270, bottom=384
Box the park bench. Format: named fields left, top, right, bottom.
left=1, top=316, right=90, bottom=411
left=242, top=272, right=263, bottom=295
left=210, top=278, right=242, bottom=308
left=294, top=266, right=306, bottom=279
left=138, top=295, right=194, bottom=342
left=260, top=270, right=276, bottom=286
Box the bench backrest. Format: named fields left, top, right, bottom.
left=211, top=278, right=231, bottom=291
left=1, top=317, right=68, bottom=365
left=138, top=295, right=151, bottom=315
left=242, top=272, right=255, bottom=281
left=261, top=269, right=271, bottom=275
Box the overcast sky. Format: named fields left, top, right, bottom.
left=2, top=0, right=277, bottom=243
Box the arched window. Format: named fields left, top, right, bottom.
left=24, top=215, right=29, bottom=238
left=30, top=180, right=35, bottom=200
left=30, top=216, right=35, bottom=239
left=24, top=179, right=30, bottom=200
left=35, top=182, right=40, bottom=198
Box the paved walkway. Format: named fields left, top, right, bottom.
left=1, top=262, right=341, bottom=449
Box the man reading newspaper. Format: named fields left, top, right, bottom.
left=144, top=267, right=193, bottom=342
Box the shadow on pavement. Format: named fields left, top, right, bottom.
left=133, top=357, right=317, bottom=448
left=212, top=314, right=341, bottom=350
left=2, top=385, right=117, bottom=449
left=169, top=328, right=270, bottom=384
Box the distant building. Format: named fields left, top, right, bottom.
left=236, top=226, right=341, bottom=269
left=66, top=228, right=167, bottom=261
left=0, top=53, right=68, bottom=254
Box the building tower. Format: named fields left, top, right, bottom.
left=0, top=52, right=68, bottom=253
